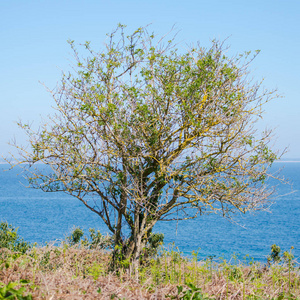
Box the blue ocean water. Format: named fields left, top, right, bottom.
left=0, top=162, right=299, bottom=261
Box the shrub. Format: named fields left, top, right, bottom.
left=66, top=227, right=114, bottom=249
left=0, top=222, right=31, bottom=254
left=65, top=227, right=84, bottom=246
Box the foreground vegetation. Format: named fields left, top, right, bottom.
left=0, top=223, right=299, bottom=299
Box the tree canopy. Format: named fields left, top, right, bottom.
left=12, top=25, right=280, bottom=271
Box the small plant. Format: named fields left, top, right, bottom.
left=0, top=279, right=32, bottom=299
left=88, top=262, right=105, bottom=281
left=0, top=222, right=31, bottom=254
left=283, top=247, right=295, bottom=266
left=168, top=282, right=215, bottom=299
left=267, top=244, right=296, bottom=269
left=227, top=265, right=243, bottom=282
left=110, top=243, right=131, bottom=272
left=268, top=244, right=282, bottom=265
left=39, top=250, right=52, bottom=270
left=66, top=227, right=84, bottom=246
left=84, top=228, right=114, bottom=250
left=66, top=227, right=114, bottom=249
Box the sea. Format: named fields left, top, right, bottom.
left=0, top=162, right=299, bottom=262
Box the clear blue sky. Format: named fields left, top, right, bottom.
left=0, top=0, right=299, bottom=158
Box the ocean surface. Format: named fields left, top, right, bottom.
left=0, top=162, right=299, bottom=262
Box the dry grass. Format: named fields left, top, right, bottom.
left=1, top=245, right=299, bottom=299
left=0, top=247, right=175, bottom=299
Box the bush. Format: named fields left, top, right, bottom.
left=84, top=228, right=114, bottom=250
left=145, top=232, right=164, bottom=258
left=0, top=222, right=31, bottom=254
left=65, top=227, right=84, bottom=246
left=65, top=227, right=114, bottom=249
left=267, top=244, right=295, bottom=266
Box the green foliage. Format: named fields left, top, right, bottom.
left=283, top=247, right=295, bottom=265
left=226, top=264, right=244, bottom=282
left=66, top=227, right=84, bottom=246
left=87, top=262, right=105, bottom=281
left=83, top=228, right=114, bottom=250
left=13, top=24, right=283, bottom=271
left=267, top=244, right=295, bottom=266
left=0, top=222, right=31, bottom=254
left=168, top=283, right=215, bottom=299
left=0, top=280, right=32, bottom=300
left=269, top=293, right=300, bottom=300
left=110, top=244, right=131, bottom=271
left=148, top=233, right=164, bottom=252
left=39, top=250, right=52, bottom=270
left=268, top=244, right=282, bottom=264
left=143, top=232, right=164, bottom=259
left=66, top=227, right=114, bottom=249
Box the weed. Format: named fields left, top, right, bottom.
left=168, top=282, right=215, bottom=299
left=88, top=262, right=105, bottom=281
left=0, top=279, right=32, bottom=300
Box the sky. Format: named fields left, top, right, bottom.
left=0, top=0, right=299, bottom=159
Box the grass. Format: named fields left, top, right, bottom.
left=0, top=243, right=299, bottom=299
left=0, top=223, right=299, bottom=299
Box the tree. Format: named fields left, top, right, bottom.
left=12, top=25, right=280, bottom=273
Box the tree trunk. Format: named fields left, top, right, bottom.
left=132, top=233, right=145, bottom=280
